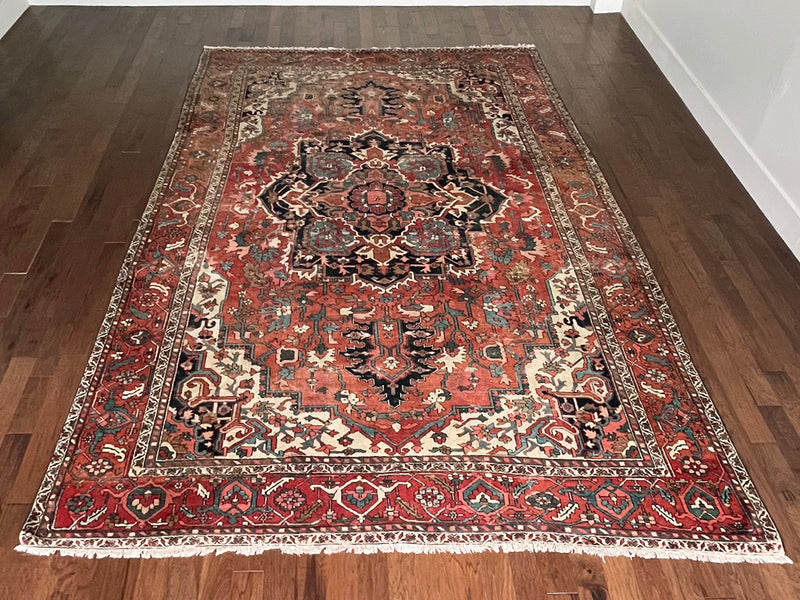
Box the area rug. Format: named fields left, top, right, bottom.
left=18, top=46, right=788, bottom=562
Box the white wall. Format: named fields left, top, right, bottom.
left=623, top=0, right=800, bottom=257
left=0, top=0, right=27, bottom=38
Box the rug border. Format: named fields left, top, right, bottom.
left=16, top=44, right=790, bottom=564
left=524, top=46, right=790, bottom=563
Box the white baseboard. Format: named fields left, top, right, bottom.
left=591, top=0, right=623, bottom=13
left=27, top=0, right=591, bottom=6
left=622, top=0, right=800, bottom=258
left=0, top=0, right=27, bottom=39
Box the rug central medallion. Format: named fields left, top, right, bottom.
left=21, top=48, right=785, bottom=562
left=258, top=129, right=509, bottom=411
left=261, top=130, right=506, bottom=290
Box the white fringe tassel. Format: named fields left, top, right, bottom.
left=15, top=537, right=792, bottom=563
left=202, top=44, right=539, bottom=51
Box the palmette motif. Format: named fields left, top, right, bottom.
left=19, top=47, right=787, bottom=562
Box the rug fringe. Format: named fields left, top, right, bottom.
left=15, top=536, right=792, bottom=564
left=202, top=44, right=538, bottom=52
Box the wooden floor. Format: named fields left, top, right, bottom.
left=1, top=6, right=799, bottom=599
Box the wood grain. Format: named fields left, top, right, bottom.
left=1, top=6, right=799, bottom=599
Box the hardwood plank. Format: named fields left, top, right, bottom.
left=509, top=553, right=606, bottom=600
left=123, top=558, right=204, bottom=600
left=0, top=356, right=36, bottom=443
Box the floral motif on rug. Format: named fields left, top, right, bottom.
left=19, top=47, right=787, bottom=562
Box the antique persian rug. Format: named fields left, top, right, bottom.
left=19, top=46, right=788, bottom=562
